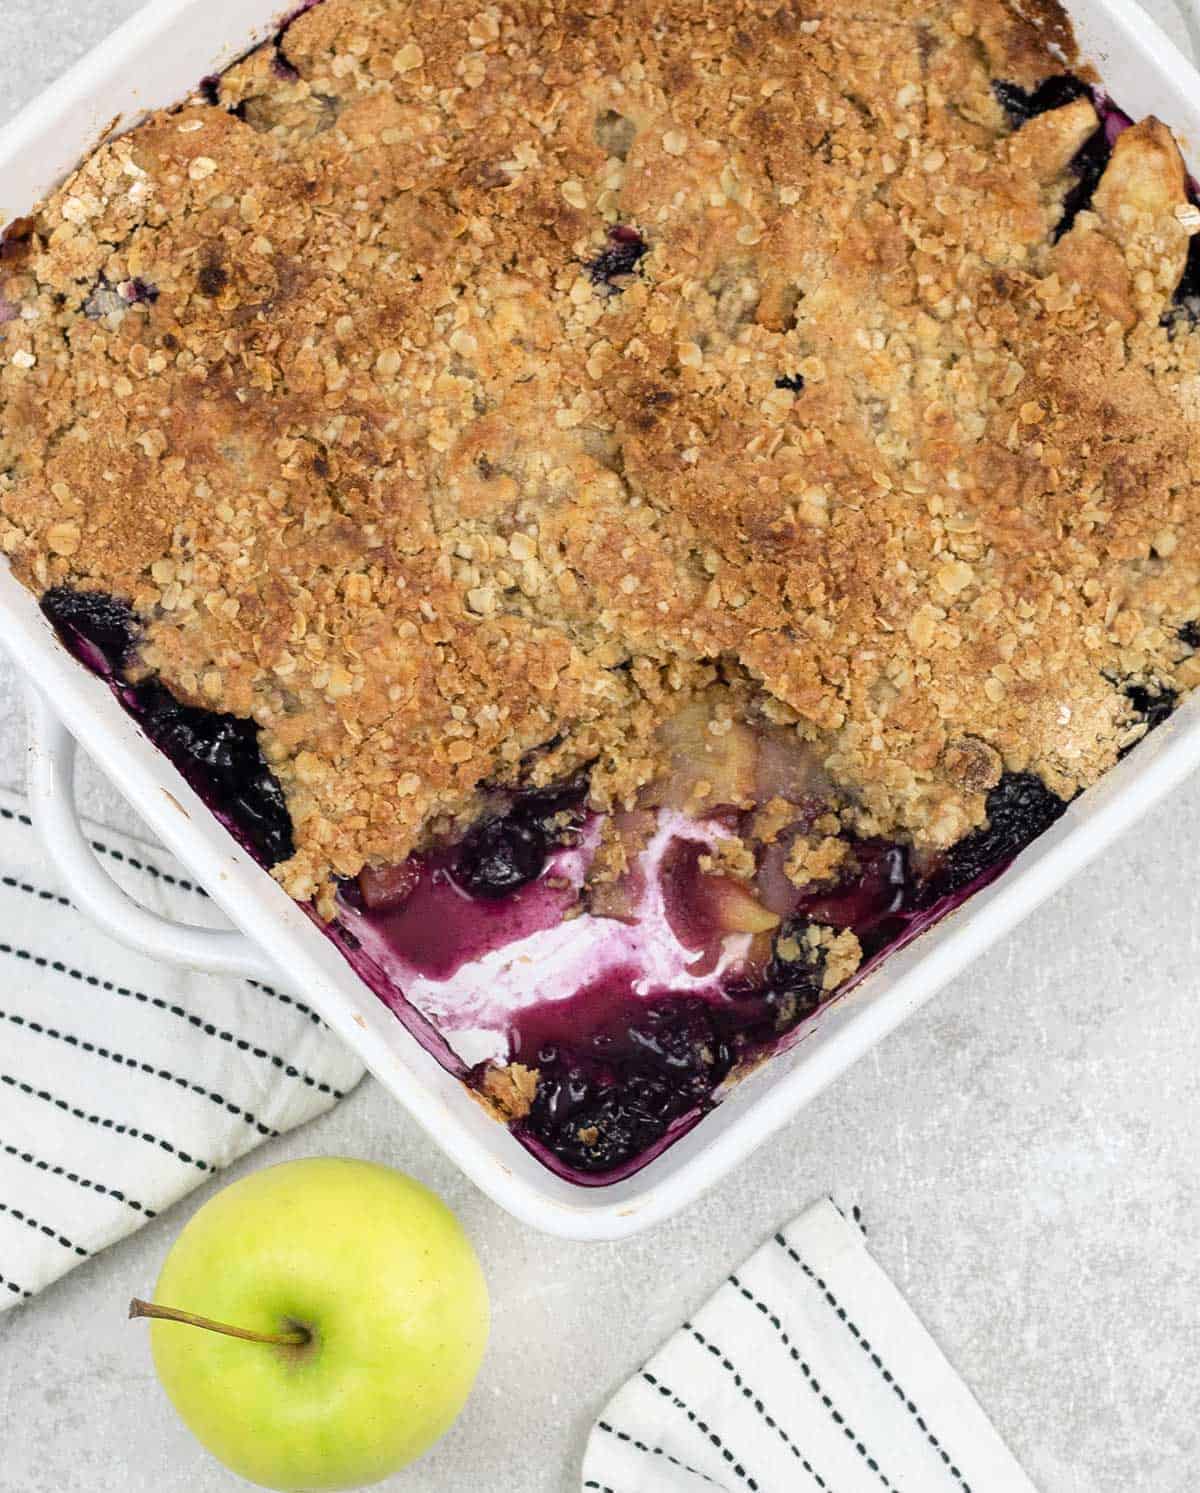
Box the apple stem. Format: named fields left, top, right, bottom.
left=128, top=1298, right=310, bottom=1347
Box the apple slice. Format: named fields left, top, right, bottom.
left=698, top=875, right=781, bottom=934
left=661, top=838, right=779, bottom=973
left=643, top=693, right=759, bottom=813
left=358, top=859, right=421, bottom=911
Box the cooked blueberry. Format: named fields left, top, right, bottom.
left=454, top=816, right=548, bottom=898
left=1164, top=232, right=1200, bottom=332
left=774, top=373, right=805, bottom=392
left=198, top=75, right=221, bottom=106
left=522, top=998, right=729, bottom=1173
left=129, top=680, right=295, bottom=866
left=1054, top=127, right=1112, bottom=242
left=918, top=771, right=1067, bottom=904
left=453, top=771, right=588, bottom=899
left=1179, top=620, right=1200, bottom=649
left=124, top=278, right=159, bottom=305
left=41, top=586, right=139, bottom=670
left=992, top=74, right=1089, bottom=128
left=991, top=77, right=1114, bottom=242
left=586, top=225, right=647, bottom=292
left=1124, top=681, right=1177, bottom=733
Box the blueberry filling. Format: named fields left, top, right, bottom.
left=1123, top=680, right=1178, bottom=735
left=915, top=771, right=1068, bottom=907
left=992, top=74, right=1089, bottom=128
left=41, top=585, right=139, bottom=669
left=1055, top=125, right=1114, bottom=242
left=198, top=75, right=221, bottom=106
left=516, top=993, right=735, bottom=1174
left=453, top=774, right=589, bottom=899
left=586, top=225, right=647, bottom=292
left=774, top=373, right=805, bottom=393
left=1164, top=228, right=1200, bottom=331
left=514, top=775, right=1069, bottom=1176
left=991, top=74, right=1127, bottom=242
left=129, top=683, right=295, bottom=865
left=40, top=587, right=294, bottom=867
left=1179, top=620, right=1200, bottom=650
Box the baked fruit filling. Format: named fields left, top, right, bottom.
left=6, top=0, right=1200, bottom=1179
left=40, top=579, right=1073, bottom=1176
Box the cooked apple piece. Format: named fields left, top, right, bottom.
left=700, top=875, right=781, bottom=934
left=754, top=723, right=835, bottom=806
left=642, top=692, right=759, bottom=812
left=358, top=859, right=421, bottom=911
left=661, top=837, right=779, bottom=962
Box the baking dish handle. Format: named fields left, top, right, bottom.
left=23, top=686, right=281, bottom=984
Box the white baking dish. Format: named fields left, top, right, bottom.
left=3, top=0, right=1200, bottom=1240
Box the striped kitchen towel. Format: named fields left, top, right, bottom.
left=0, top=787, right=363, bottom=1310
left=583, top=1198, right=1036, bottom=1493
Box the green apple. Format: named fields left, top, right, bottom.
left=132, top=1157, right=489, bottom=1491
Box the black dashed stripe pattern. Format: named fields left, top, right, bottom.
left=596, top=1420, right=721, bottom=1488
left=584, top=1204, right=1026, bottom=1493
left=0, top=1140, right=155, bottom=1216
left=0, top=788, right=360, bottom=1311
left=247, top=978, right=323, bottom=1025
left=730, top=1273, right=894, bottom=1491
left=0, top=910, right=341, bottom=1097
left=685, top=1321, right=833, bottom=1491
left=642, top=1370, right=759, bottom=1490
left=774, top=1232, right=972, bottom=1492
left=0, top=1008, right=278, bottom=1136
left=0, top=1072, right=211, bottom=1171
left=0, top=1200, right=87, bottom=1257
left=0, top=804, right=208, bottom=896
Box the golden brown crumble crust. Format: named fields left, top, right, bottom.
left=3, top=0, right=1200, bottom=902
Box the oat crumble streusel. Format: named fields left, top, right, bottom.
left=2, top=0, right=1199, bottom=912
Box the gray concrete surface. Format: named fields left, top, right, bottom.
left=2, top=5, right=1199, bottom=1490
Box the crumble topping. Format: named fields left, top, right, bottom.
left=3, top=0, right=1200, bottom=903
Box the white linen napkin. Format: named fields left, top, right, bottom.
left=584, top=1199, right=1036, bottom=1493
left=0, top=786, right=363, bottom=1310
